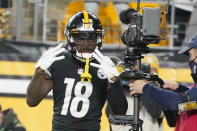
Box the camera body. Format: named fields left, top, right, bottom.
left=120, top=6, right=162, bottom=72
left=121, top=7, right=161, bottom=47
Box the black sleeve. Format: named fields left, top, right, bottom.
left=163, top=110, right=179, bottom=127
left=174, top=84, right=189, bottom=92
left=107, top=78, right=128, bottom=115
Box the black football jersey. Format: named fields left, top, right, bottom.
left=49, top=52, right=108, bottom=131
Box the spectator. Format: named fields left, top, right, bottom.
left=0, top=104, right=26, bottom=131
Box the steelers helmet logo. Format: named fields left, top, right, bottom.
left=97, top=69, right=107, bottom=79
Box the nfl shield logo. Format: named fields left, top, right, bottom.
left=78, top=68, right=84, bottom=75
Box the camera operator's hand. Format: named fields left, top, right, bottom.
left=90, top=49, right=119, bottom=83
left=36, top=43, right=66, bottom=73
left=162, top=80, right=179, bottom=91
left=129, top=80, right=148, bottom=95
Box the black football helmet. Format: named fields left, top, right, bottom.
left=64, top=11, right=104, bottom=59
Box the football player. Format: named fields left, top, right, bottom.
left=26, top=11, right=128, bottom=131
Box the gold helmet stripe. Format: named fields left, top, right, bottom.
left=83, top=11, right=90, bottom=28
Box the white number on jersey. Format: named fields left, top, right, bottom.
left=61, top=78, right=93, bottom=118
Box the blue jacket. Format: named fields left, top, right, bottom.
left=143, top=83, right=197, bottom=111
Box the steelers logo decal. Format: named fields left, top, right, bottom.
left=97, top=69, right=107, bottom=79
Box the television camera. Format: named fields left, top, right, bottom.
left=109, top=1, right=166, bottom=131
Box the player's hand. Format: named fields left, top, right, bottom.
left=162, top=80, right=179, bottom=91
left=90, top=49, right=119, bottom=83
left=36, top=43, right=66, bottom=71
left=129, top=80, right=148, bottom=95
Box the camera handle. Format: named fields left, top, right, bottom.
left=133, top=94, right=140, bottom=131
left=132, top=58, right=142, bottom=131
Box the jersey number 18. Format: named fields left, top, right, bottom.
left=61, top=78, right=93, bottom=118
